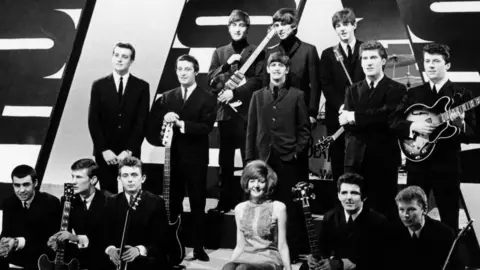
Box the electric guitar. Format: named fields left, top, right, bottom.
left=442, top=219, right=473, bottom=270
left=38, top=183, right=80, bottom=270
left=117, top=190, right=142, bottom=270
left=292, top=182, right=323, bottom=262
left=161, top=122, right=185, bottom=265
left=315, top=127, right=345, bottom=155
left=399, top=95, right=480, bottom=162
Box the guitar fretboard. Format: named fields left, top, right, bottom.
left=440, top=96, right=480, bottom=124
left=238, top=29, right=275, bottom=75
left=54, top=200, right=71, bottom=264
left=163, top=146, right=171, bottom=220
left=303, top=206, right=321, bottom=259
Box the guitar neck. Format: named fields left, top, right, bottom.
left=54, top=200, right=72, bottom=265
left=440, top=96, right=480, bottom=124
left=332, top=127, right=345, bottom=140
left=302, top=206, right=322, bottom=259
left=237, top=30, right=276, bottom=75
left=163, top=146, right=171, bottom=218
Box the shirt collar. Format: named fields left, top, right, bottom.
left=269, top=82, right=285, bottom=91
left=112, top=71, right=130, bottom=85
left=23, top=191, right=36, bottom=208
left=408, top=217, right=426, bottom=238
left=80, top=189, right=96, bottom=204
left=429, top=76, right=449, bottom=93
left=344, top=205, right=363, bottom=222
left=365, top=73, right=385, bottom=88
left=340, top=39, right=357, bottom=55
left=181, top=83, right=197, bottom=93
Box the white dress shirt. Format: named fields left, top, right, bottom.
left=112, top=72, right=130, bottom=92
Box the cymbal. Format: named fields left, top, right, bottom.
left=386, top=54, right=416, bottom=68
left=393, top=75, right=423, bottom=85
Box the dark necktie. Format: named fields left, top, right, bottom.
left=273, top=86, right=279, bottom=100
left=347, top=45, right=352, bottom=61
left=23, top=201, right=28, bottom=209
left=183, top=88, right=187, bottom=101
left=347, top=215, right=354, bottom=224
left=412, top=232, right=419, bottom=241
left=83, top=199, right=88, bottom=211
left=118, top=77, right=124, bottom=103
left=370, top=81, right=375, bottom=90
left=432, top=85, right=437, bottom=93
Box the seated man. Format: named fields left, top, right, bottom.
left=300, top=173, right=388, bottom=270
left=47, top=158, right=111, bottom=270
left=0, top=165, right=61, bottom=270
left=392, top=186, right=463, bottom=270
left=104, top=156, right=168, bottom=270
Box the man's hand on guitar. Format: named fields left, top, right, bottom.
left=164, top=112, right=179, bottom=123
left=449, top=111, right=465, bottom=130
left=54, top=231, right=78, bottom=243
left=411, top=121, right=435, bottom=135
left=227, top=54, right=242, bottom=65
left=219, top=89, right=234, bottom=103
left=47, top=235, right=58, bottom=251
left=338, top=111, right=355, bottom=126
left=0, top=237, right=14, bottom=258
left=121, top=245, right=141, bottom=262
left=317, top=258, right=342, bottom=270
left=107, top=247, right=121, bottom=266
left=307, top=255, right=320, bottom=269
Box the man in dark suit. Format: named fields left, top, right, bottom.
left=320, top=8, right=365, bottom=182
left=47, top=158, right=111, bottom=270
left=301, top=173, right=388, bottom=270
left=104, top=157, right=168, bottom=270
left=340, top=40, right=406, bottom=220
left=0, top=165, right=61, bottom=270
left=88, top=42, right=150, bottom=194
left=392, top=186, right=462, bottom=270
left=207, top=10, right=264, bottom=214
left=391, top=43, right=476, bottom=231
left=148, top=54, right=216, bottom=261
left=246, top=52, right=310, bottom=261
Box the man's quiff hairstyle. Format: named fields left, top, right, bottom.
left=71, top=158, right=99, bottom=178
left=332, top=8, right=356, bottom=28
left=113, top=42, right=136, bottom=61
left=337, top=172, right=365, bottom=198
left=395, top=186, right=428, bottom=212
left=228, top=9, right=250, bottom=28
left=423, top=43, right=451, bottom=64
left=176, top=54, right=200, bottom=73
left=11, top=164, right=38, bottom=183
left=118, top=156, right=144, bottom=176
left=360, top=40, right=388, bottom=60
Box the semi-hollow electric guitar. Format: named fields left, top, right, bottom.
left=399, top=95, right=480, bottom=162
left=117, top=190, right=142, bottom=270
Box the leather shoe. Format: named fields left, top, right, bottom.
left=193, top=248, right=210, bottom=262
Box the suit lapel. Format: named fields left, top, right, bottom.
left=288, top=38, right=301, bottom=57
left=273, top=87, right=289, bottom=105
left=182, top=86, right=200, bottom=111
left=368, top=76, right=388, bottom=101
left=240, top=45, right=254, bottom=65
left=119, top=74, right=135, bottom=108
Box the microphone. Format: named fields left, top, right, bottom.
left=333, top=48, right=344, bottom=62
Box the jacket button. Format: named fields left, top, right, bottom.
left=118, top=125, right=122, bottom=129
left=273, top=106, right=276, bottom=109
left=272, top=118, right=276, bottom=122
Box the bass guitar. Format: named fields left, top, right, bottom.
left=117, top=190, right=142, bottom=270
left=292, top=182, right=323, bottom=262
left=399, top=95, right=480, bottom=162
left=442, top=219, right=473, bottom=270
left=161, top=122, right=185, bottom=265
left=38, top=183, right=80, bottom=270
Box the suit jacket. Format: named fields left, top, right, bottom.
left=391, top=81, right=476, bottom=173
left=0, top=191, right=61, bottom=268
left=265, top=36, right=321, bottom=117
left=246, top=85, right=310, bottom=162
left=62, top=189, right=110, bottom=270
left=318, top=206, right=388, bottom=270
left=104, top=191, right=168, bottom=270
left=147, top=86, right=217, bottom=164
left=320, top=41, right=365, bottom=127
left=391, top=216, right=462, bottom=270
left=88, top=73, right=150, bottom=157
left=207, top=42, right=264, bottom=120
left=344, top=76, right=407, bottom=168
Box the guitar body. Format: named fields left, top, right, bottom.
left=38, top=254, right=80, bottom=270
left=400, top=96, right=459, bottom=162
left=165, top=214, right=185, bottom=266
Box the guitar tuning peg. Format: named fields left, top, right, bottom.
left=311, top=193, right=316, bottom=200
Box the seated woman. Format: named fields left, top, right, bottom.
left=222, top=160, right=291, bottom=270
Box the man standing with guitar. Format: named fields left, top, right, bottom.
left=320, top=8, right=364, bottom=183
left=340, top=41, right=406, bottom=220
left=104, top=157, right=168, bottom=270
left=208, top=10, right=265, bottom=214
left=391, top=43, right=476, bottom=231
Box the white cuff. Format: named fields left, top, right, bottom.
left=136, top=245, right=147, bottom=256
left=77, top=235, right=89, bottom=249
left=16, top=237, right=25, bottom=251
left=341, top=258, right=356, bottom=270
left=105, top=245, right=116, bottom=255
left=409, top=123, right=415, bottom=138
left=179, top=121, right=186, bottom=134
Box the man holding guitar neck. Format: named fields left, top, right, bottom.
left=207, top=10, right=264, bottom=214
left=320, top=8, right=364, bottom=183
left=340, top=41, right=406, bottom=221
left=47, top=159, right=111, bottom=270
left=301, top=173, right=388, bottom=270
left=391, top=43, right=476, bottom=231
left=104, top=157, right=168, bottom=269
left=0, top=165, right=60, bottom=270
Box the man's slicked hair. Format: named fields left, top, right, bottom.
left=113, top=42, right=136, bottom=61
left=395, top=186, right=428, bottom=212
left=11, top=164, right=38, bottom=183
left=228, top=9, right=250, bottom=28
left=118, top=156, right=144, bottom=176
left=337, top=172, right=365, bottom=198
left=176, top=54, right=200, bottom=73
left=423, top=43, right=451, bottom=64
left=360, top=40, right=388, bottom=60
left=332, top=8, right=356, bottom=28
left=71, top=158, right=99, bottom=178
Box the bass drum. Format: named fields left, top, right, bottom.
left=308, top=123, right=332, bottom=181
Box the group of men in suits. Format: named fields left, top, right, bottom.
left=0, top=157, right=168, bottom=270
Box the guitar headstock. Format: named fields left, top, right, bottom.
left=316, top=136, right=334, bottom=154
left=129, top=190, right=143, bottom=211
left=292, top=182, right=315, bottom=207
left=64, top=183, right=75, bottom=202
left=161, top=122, right=174, bottom=147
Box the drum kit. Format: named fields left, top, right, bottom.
left=387, top=54, right=423, bottom=88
